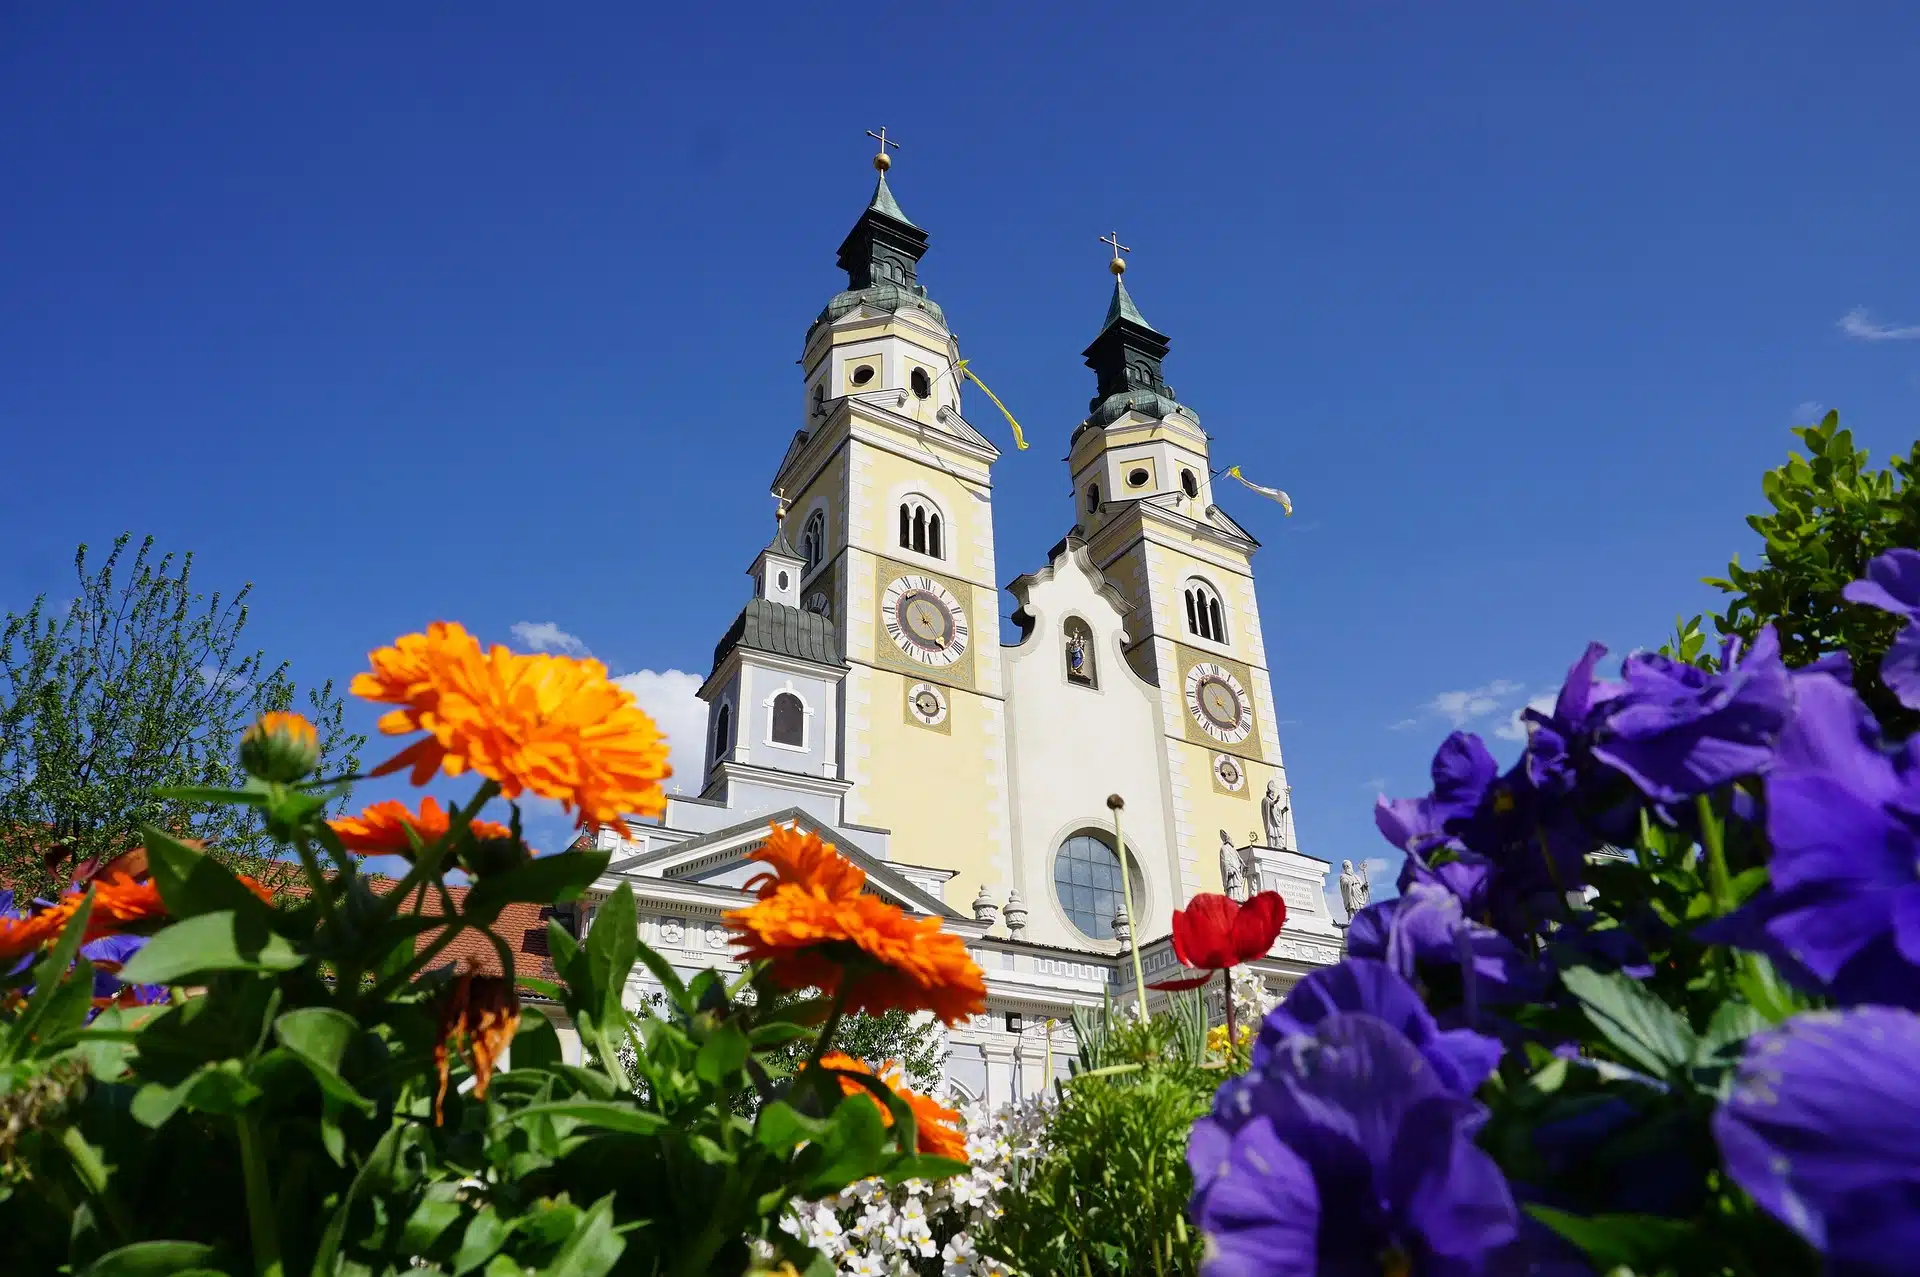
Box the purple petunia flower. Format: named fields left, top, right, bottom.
left=1254, top=957, right=1504, bottom=1098
left=1192, top=1011, right=1520, bottom=1277
left=1590, top=625, right=1794, bottom=804
left=80, top=933, right=164, bottom=1006
left=1714, top=1007, right=1920, bottom=1272
left=1347, top=882, right=1543, bottom=1015
left=1376, top=731, right=1499, bottom=856
left=1843, top=547, right=1920, bottom=711
left=1522, top=642, right=1620, bottom=796
left=1699, top=671, right=1920, bottom=1008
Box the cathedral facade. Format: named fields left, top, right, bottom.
left=573, top=151, right=1341, bottom=1107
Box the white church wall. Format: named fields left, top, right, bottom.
left=1003, top=544, right=1180, bottom=951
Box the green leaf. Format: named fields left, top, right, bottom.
left=748, top=1021, right=812, bottom=1049
left=271, top=1006, right=373, bottom=1113
left=142, top=825, right=280, bottom=921
left=1734, top=954, right=1813, bottom=1026
left=119, top=911, right=303, bottom=985
left=1559, top=966, right=1696, bottom=1077
left=463, top=850, right=610, bottom=922
left=757, top=1100, right=830, bottom=1154
left=544, top=1194, right=625, bottom=1277
left=131, top=1061, right=262, bottom=1126
left=512, top=1009, right=563, bottom=1071
left=584, top=884, right=638, bottom=1028
left=496, top=1100, right=669, bottom=1136
left=77, top=1240, right=219, bottom=1276
left=1695, top=1001, right=1770, bottom=1064
left=1524, top=1206, right=1693, bottom=1270
left=3, top=891, right=96, bottom=1064
left=452, top=1207, right=514, bottom=1275
left=402, top=1194, right=463, bottom=1255
left=695, top=1020, right=750, bottom=1085
left=800, top=1083, right=887, bottom=1194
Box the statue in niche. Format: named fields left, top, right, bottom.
left=1219, top=830, right=1248, bottom=902
left=1261, top=780, right=1291, bottom=850
left=1339, top=860, right=1371, bottom=918
left=1064, top=619, right=1094, bottom=685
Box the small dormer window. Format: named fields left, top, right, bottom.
left=712, top=702, right=733, bottom=763
left=910, top=368, right=932, bottom=399
left=851, top=364, right=875, bottom=387
left=776, top=570, right=790, bottom=591
left=1127, top=467, right=1150, bottom=488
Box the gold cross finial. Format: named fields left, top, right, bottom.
left=772, top=487, right=789, bottom=523
left=866, top=126, right=901, bottom=172
left=1100, top=230, right=1131, bottom=276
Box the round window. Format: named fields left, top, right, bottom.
left=1127, top=467, right=1150, bottom=488
left=776, top=570, right=790, bottom=591
left=851, top=365, right=875, bottom=386
left=1053, top=833, right=1144, bottom=941
left=1181, top=469, right=1199, bottom=498
left=910, top=368, right=932, bottom=399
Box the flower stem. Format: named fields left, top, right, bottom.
left=59, top=1125, right=130, bottom=1242
left=236, top=1114, right=284, bottom=1277
left=1221, top=968, right=1236, bottom=1066
left=804, top=983, right=852, bottom=1077
left=1697, top=793, right=1734, bottom=916
left=1112, top=801, right=1149, bottom=1022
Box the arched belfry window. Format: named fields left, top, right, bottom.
left=897, top=495, right=944, bottom=559
left=1184, top=579, right=1227, bottom=644
left=800, top=509, right=826, bottom=575
left=770, top=692, right=805, bottom=748
left=712, top=702, right=733, bottom=763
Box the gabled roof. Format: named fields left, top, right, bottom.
left=610, top=807, right=965, bottom=922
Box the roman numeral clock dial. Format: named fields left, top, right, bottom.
left=1185, top=662, right=1254, bottom=745
left=880, top=575, right=969, bottom=667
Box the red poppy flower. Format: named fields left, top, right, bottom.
left=1149, top=891, right=1287, bottom=990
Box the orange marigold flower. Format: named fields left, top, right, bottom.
left=724, top=831, right=986, bottom=1026
left=0, top=913, right=64, bottom=967
left=352, top=622, right=671, bottom=834
left=820, top=1052, right=968, bottom=1160
left=328, top=796, right=512, bottom=857
left=745, top=823, right=865, bottom=902
left=433, top=971, right=520, bottom=1126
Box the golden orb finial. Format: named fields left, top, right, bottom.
left=1109, top=255, right=1127, bottom=277
left=866, top=127, right=900, bottom=174
left=1100, top=231, right=1132, bottom=278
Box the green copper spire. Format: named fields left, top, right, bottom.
left=1080, top=235, right=1186, bottom=427
left=867, top=169, right=915, bottom=227
left=1104, top=274, right=1149, bottom=329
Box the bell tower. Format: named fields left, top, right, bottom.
left=767, top=132, right=1013, bottom=906
left=1066, top=242, right=1294, bottom=899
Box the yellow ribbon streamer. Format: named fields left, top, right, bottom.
left=954, top=359, right=1029, bottom=451
left=1226, top=465, right=1293, bottom=516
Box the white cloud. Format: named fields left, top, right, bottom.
left=1839, top=307, right=1920, bottom=342
left=1424, top=679, right=1524, bottom=728
left=1494, top=692, right=1558, bottom=742
left=1794, top=400, right=1827, bottom=423
left=1361, top=776, right=1387, bottom=794
left=1388, top=717, right=1421, bottom=732
left=510, top=621, right=592, bottom=656
left=614, top=669, right=709, bottom=794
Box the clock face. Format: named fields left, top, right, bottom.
left=1185, top=662, right=1254, bottom=744
left=907, top=681, right=949, bottom=726
left=1213, top=753, right=1246, bottom=792
left=881, top=575, right=969, bottom=667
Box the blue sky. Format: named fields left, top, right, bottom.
left=4, top=6, right=1918, bottom=900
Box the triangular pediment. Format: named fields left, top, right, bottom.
left=611, top=808, right=963, bottom=921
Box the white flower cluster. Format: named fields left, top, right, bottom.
left=1230, top=967, right=1279, bottom=1024
left=779, top=1095, right=1053, bottom=1277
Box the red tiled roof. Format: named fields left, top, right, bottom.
left=291, top=875, right=565, bottom=988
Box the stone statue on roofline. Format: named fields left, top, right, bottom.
left=1339, top=859, right=1371, bottom=918
left=1261, top=780, right=1290, bottom=850
left=1219, top=830, right=1248, bottom=902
